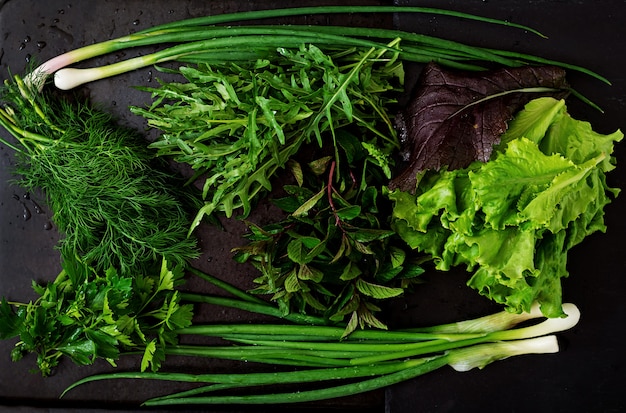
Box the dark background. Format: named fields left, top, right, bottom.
left=1, top=1, right=624, bottom=412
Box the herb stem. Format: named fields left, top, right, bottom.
left=187, top=267, right=266, bottom=306
left=180, top=293, right=330, bottom=326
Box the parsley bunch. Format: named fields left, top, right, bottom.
left=0, top=256, right=192, bottom=376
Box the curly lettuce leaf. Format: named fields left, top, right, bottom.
left=388, top=97, right=622, bottom=317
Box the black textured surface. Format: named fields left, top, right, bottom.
left=1, top=1, right=624, bottom=412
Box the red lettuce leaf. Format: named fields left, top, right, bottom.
left=389, top=63, right=570, bottom=192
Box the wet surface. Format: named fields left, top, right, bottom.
left=1, top=1, right=625, bottom=412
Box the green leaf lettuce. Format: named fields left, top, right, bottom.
left=388, top=97, right=622, bottom=317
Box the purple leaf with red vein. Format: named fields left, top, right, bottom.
left=389, top=63, right=569, bottom=192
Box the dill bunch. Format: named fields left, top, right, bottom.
left=0, top=75, right=198, bottom=275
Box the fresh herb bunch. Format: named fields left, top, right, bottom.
left=234, top=130, right=424, bottom=335
left=131, top=43, right=403, bottom=232
left=0, top=75, right=199, bottom=275
left=0, top=255, right=192, bottom=376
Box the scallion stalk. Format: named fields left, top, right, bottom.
left=136, top=6, right=545, bottom=37
left=142, top=337, right=558, bottom=406
left=63, top=335, right=564, bottom=406
left=26, top=5, right=545, bottom=86
left=24, top=5, right=608, bottom=92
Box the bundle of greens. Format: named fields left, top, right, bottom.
left=0, top=4, right=620, bottom=409
left=0, top=256, right=191, bottom=376
left=233, top=131, right=424, bottom=334
left=16, top=6, right=607, bottom=235
left=60, top=294, right=580, bottom=406
left=0, top=252, right=581, bottom=406
left=132, top=43, right=403, bottom=231
left=0, top=76, right=198, bottom=275
left=388, top=97, right=622, bottom=317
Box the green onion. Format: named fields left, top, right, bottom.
left=136, top=5, right=546, bottom=37
left=60, top=300, right=576, bottom=406
left=23, top=5, right=608, bottom=92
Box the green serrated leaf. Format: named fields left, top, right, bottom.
left=336, top=205, right=361, bottom=221
left=329, top=294, right=360, bottom=322
left=286, top=239, right=306, bottom=264
left=272, top=196, right=304, bottom=213
left=401, top=263, right=426, bottom=279
left=341, top=311, right=359, bottom=338
left=362, top=141, right=392, bottom=179
left=0, top=299, right=24, bottom=339
left=358, top=305, right=388, bottom=330
left=339, top=261, right=362, bottom=281
left=166, top=302, right=194, bottom=330
left=349, top=228, right=395, bottom=243
left=389, top=246, right=406, bottom=268
left=287, top=159, right=304, bottom=186
left=141, top=339, right=156, bottom=372
left=297, top=264, right=324, bottom=283
left=352, top=240, right=375, bottom=255
left=58, top=338, right=97, bottom=366
left=355, top=279, right=404, bottom=299
left=156, top=259, right=176, bottom=293
left=301, top=291, right=327, bottom=311
left=292, top=187, right=326, bottom=217
left=283, top=269, right=301, bottom=293
left=86, top=329, right=119, bottom=360
left=308, top=156, right=333, bottom=175
left=375, top=264, right=404, bottom=283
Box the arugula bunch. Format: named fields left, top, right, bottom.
left=132, top=43, right=403, bottom=232
left=388, top=97, right=623, bottom=317
left=0, top=256, right=192, bottom=376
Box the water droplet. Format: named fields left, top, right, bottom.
left=23, top=192, right=30, bottom=200
left=23, top=36, right=31, bottom=43
left=18, top=43, right=26, bottom=50
left=133, top=19, right=140, bottom=25
left=12, top=194, right=19, bottom=201
left=53, top=18, right=60, bottom=24
left=206, top=256, right=213, bottom=262
left=37, top=41, right=47, bottom=49
left=25, top=54, right=31, bottom=63
left=58, top=9, right=65, bottom=14
left=31, top=199, right=43, bottom=214
left=22, top=205, right=31, bottom=221
left=43, top=221, right=53, bottom=231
